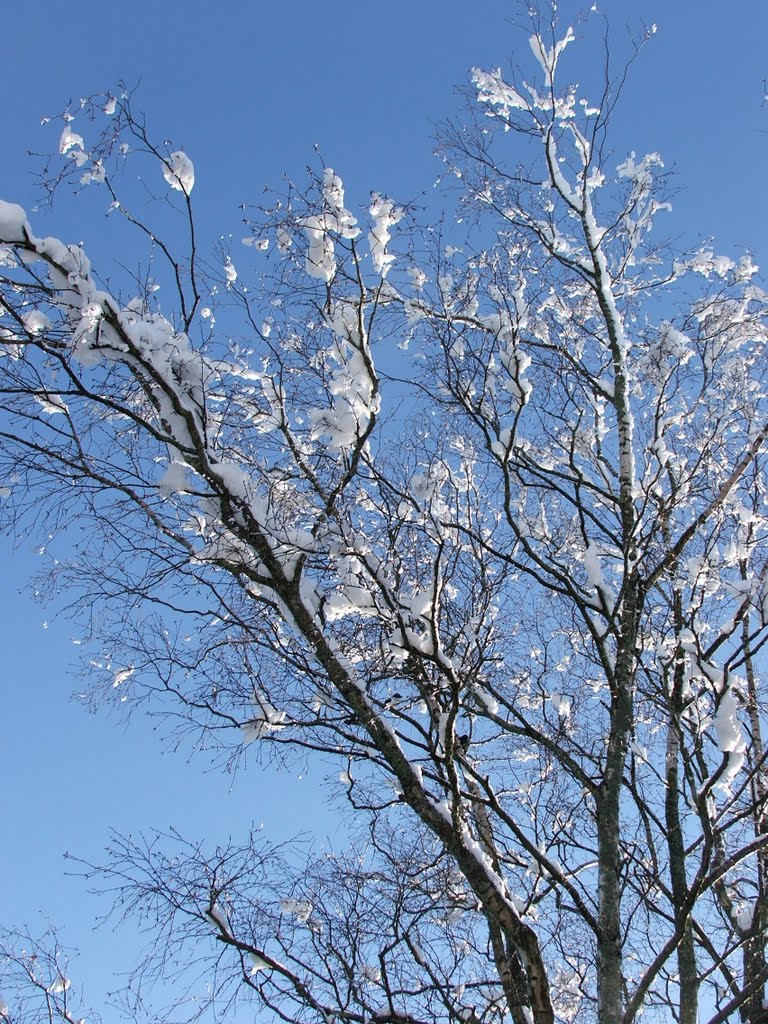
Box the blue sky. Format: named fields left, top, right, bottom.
left=2, top=0, right=767, bottom=1015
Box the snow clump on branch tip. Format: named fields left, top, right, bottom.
left=162, top=151, right=195, bottom=195
left=369, top=194, right=403, bottom=277
left=0, top=200, right=31, bottom=243
left=471, top=68, right=530, bottom=117
left=241, top=691, right=287, bottom=743
left=712, top=681, right=747, bottom=789
left=300, top=169, right=359, bottom=283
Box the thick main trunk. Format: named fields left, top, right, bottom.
left=596, top=582, right=638, bottom=1024
left=581, top=191, right=637, bottom=1024
left=666, top=722, right=699, bottom=1023
left=283, top=572, right=556, bottom=1023
left=742, top=606, right=768, bottom=1023
left=666, top=593, right=698, bottom=1023
left=596, top=709, right=629, bottom=1024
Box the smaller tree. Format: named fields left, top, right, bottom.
left=0, top=927, right=93, bottom=1024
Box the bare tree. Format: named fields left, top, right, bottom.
left=1, top=11, right=767, bottom=1024
left=0, top=927, right=95, bottom=1024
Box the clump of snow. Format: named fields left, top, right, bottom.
left=411, top=943, right=427, bottom=966
left=529, top=27, right=575, bottom=88
left=280, top=898, right=313, bottom=923
left=242, top=236, right=269, bottom=250
left=408, top=266, right=427, bottom=290
left=657, top=322, right=693, bottom=364
left=617, top=151, right=663, bottom=188
left=162, top=151, right=195, bottom=194
left=249, top=953, right=270, bottom=974
left=224, top=257, right=237, bottom=284
left=23, top=310, right=51, bottom=334
left=675, top=249, right=736, bottom=280
left=206, top=902, right=232, bottom=934
left=59, top=126, right=84, bottom=155
left=583, top=543, right=603, bottom=588
left=158, top=461, right=190, bottom=497
left=475, top=687, right=499, bottom=716
left=713, top=682, right=747, bottom=787
left=302, top=216, right=337, bottom=281
left=80, top=161, right=106, bottom=187
left=735, top=254, right=759, bottom=281
left=324, top=584, right=377, bottom=620
left=307, top=310, right=378, bottom=452
left=548, top=693, right=572, bottom=718
left=472, top=68, right=529, bottom=116
left=499, top=341, right=532, bottom=408
left=35, top=393, right=68, bottom=415
left=241, top=691, right=287, bottom=742
left=368, top=194, right=403, bottom=277
left=0, top=200, right=31, bottom=242
left=113, top=666, right=135, bottom=688
left=299, top=169, right=359, bottom=282
left=736, top=903, right=754, bottom=932
left=583, top=541, right=615, bottom=610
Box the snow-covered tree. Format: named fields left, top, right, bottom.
left=1, top=14, right=768, bottom=1024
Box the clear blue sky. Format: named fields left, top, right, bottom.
left=2, top=0, right=767, bottom=1015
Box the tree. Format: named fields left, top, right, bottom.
left=1, top=11, right=767, bottom=1024
left=0, top=927, right=92, bottom=1024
